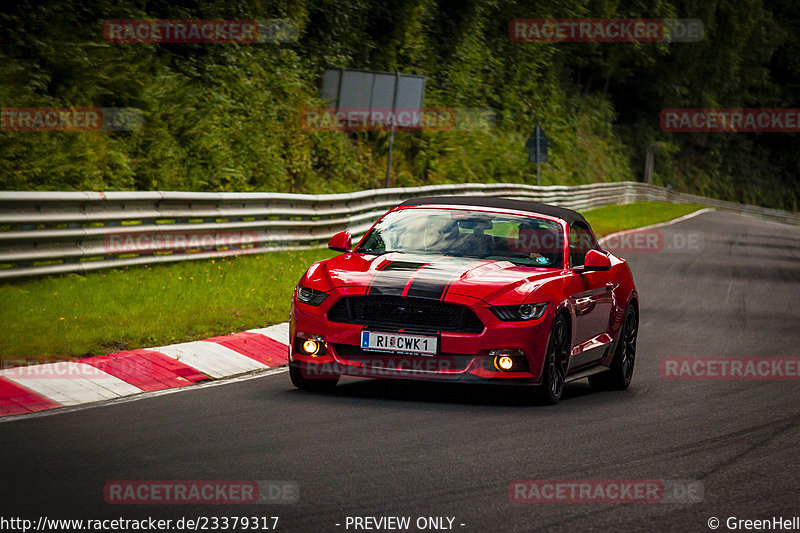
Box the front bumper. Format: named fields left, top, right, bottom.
left=289, top=288, right=554, bottom=385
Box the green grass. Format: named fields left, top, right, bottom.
left=0, top=201, right=706, bottom=362
left=583, top=202, right=706, bottom=238
left=0, top=249, right=336, bottom=362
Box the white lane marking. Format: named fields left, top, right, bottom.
left=0, top=366, right=289, bottom=423
left=597, top=207, right=715, bottom=246
left=724, top=280, right=734, bottom=306
left=0, top=362, right=142, bottom=406
left=247, top=323, right=290, bottom=346
left=153, top=341, right=268, bottom=379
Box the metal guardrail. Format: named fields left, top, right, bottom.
left=0, top=181, right=797, bottom=279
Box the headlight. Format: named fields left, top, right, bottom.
left=490, top=303, right=547, bottom=321
left=296, top=285, right=328, bottom=306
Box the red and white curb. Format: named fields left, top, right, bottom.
left=0, top=323, right=290, bottom=418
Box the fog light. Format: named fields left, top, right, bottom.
left=496, top=355, right=514, bottom=371
left=302, top=339, right=322, bottom=356
left=488, top=349, right=527, bottom=372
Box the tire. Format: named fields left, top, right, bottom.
left=535, top=315, right=569, bottom=405
left=289, top=363, right=339, bottom=392
left=589, top=305, right=638, bottom=391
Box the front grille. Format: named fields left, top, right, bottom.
left=327, top=296, right=484, bottom=334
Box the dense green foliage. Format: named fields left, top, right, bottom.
left=1, top=1, right=797, bottom=210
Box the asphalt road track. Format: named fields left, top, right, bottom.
left=1, top=210, right=799, bottom=532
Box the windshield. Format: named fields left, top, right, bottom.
left=356, top=207, right=564, bottom=268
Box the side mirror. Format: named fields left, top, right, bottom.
left=328, top=231, right=352, bottom=253
left=576, top=249, right=611, bottom=273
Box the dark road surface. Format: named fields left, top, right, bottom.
left=2, top=210, right=799, bottom=532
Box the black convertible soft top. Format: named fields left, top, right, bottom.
left=398, top=196, right=588, bottom=225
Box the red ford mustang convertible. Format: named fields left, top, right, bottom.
left=289, top=196, right=638, bottom=404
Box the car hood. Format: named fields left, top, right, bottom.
left=308, top=252, right=563, bottom=304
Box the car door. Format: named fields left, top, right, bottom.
left=564, top=221, right=615, bottom=368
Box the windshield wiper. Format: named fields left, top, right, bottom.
left=360, top=249, right=406, bottom=255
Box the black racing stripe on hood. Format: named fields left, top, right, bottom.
left=405, top=259, right=485, bottom=300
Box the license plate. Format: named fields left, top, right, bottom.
left=360, top=331, right=438, bottom=355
